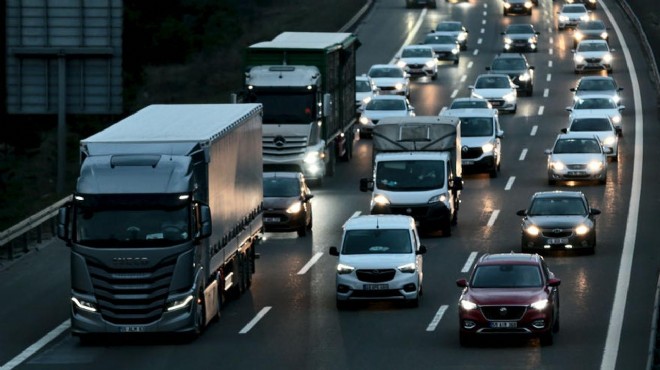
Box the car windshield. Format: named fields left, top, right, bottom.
left=491, top=58, right=527, bottom=70
left=564, top=5, right=586, bottom=13
left=578, top=21, right=605, bottom=30
left=435, top=22, right=461, bottom=32
left=577, top=79, right=616, bottom=91
left=574, top=98, right=616, bottom=109
left=461, top=117, right=494, bottom=137
left=507, top=25, right=534, bottom=34
left=471, top=264, right=543, bottom=288
left=425, top=35, right=455, bottom=44
left=528, top=197, right=587, bottom=216
left=450, top=100, right=490, bottom=109
left=263, top=177, right=300, bottom=197
left=577, top=42, right=609, bottom=52
left=369, top=67, right=404, bottom=78
left=475, top=76, right=510, bottom=89
left=553, top=138, right=602, bottom=153
left=402, top=48, right=434, bottom=58
left=366, top=99, right=406, bottom=111
left=341, top=229, right=412, bottom=254
left=570, top=118, right=611, bottom=131
left=356, top=80, right=372, bottom=92
left=376, top=160, right=445, bottom=191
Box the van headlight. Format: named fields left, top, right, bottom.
left=428, top=193, right=448, bottom=204
left=286, top=202, right=302, bottom=214
left=457, top=32, right=467, bottom=41
left=304, top=150, right=322, bottom=164
left=373, top=194, right=390, bottom=206
left=337, top=263, right=355, bottom=274
left=482, top=143, right=495, bottom=153
left=397, top=263, right=416, bottom=273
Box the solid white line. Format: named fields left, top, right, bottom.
left=389, top=9, right=428, bottom=64
left=0, top=320, right=70, bottom=370
left=461, top=252, right=478, bottom=273
left=460, top=75, right=467, bottom=82
left=487, top=210, right=500, bottom=227
left=543, top=88, right=549, bottom=97
left=546, top=74, right=552, bottom=82
left=467, top=61, right=473, bottom=69
left=530, top=125, right=538, bottom=136
left=600, top=0, right=643, bottom=367
left=451, top=89, right=459, bottom=98
left=426, top=305, right=449, bottom=331
left=548, top=60, right=553, bottom=68
left=519, top=148, right=528, bottom=161
left=473, top=49, right=479, bottom=56
left=297, top=252, right=323, bottom=275
left=504, top=176, right=515, bottom=191
left=538, top=106, right=545, bottom=115
left=239, top=306, right=272, bottom=334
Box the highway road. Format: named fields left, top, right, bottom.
left=1, top=0, right=659, bottom=369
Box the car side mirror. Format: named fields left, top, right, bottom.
left=536, top=32, right=540, bottom=35
left=544, top=149, right=552, bottom=155
left=590, top=208, right=601, bottom=216
left=360, top=178, right=374, bottom=192
left=566, top=107, right=573, bottom=112
left=547, top=278, right=561, bottom=287
left=329, top=246, right=339, bottom=256
left=304, top=194, right=314, bottom=201
left=497, top=130, right=504, bottom=139
left=603, top=146, right=613, bottom=154
left=516, top=209, right=527, bottom=216
left=560, top=128, right=568, bottom=134
left=417, top=245, right=427, bottom=255
left=618, top=105, right=626, bottom=111
left=456, top=278, right=468, bottom=288
left=570, top=88, right=576, bottom=92
left=529, top=66, right=535, bottom=70
left=197, top=203, right=212, bottom=239
left=468, top=85, right=474, bottom=90
left=618, top=87, right=624, bottom=91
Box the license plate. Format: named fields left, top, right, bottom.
left=462, top=160, right=475, bottom=165
left=568, top=171, right=587, bottom=176
left=363, top=284, right=389, bottom=290
left=490, top=321, right=517, bottom=328
left=490, top=101, right=502, bottom=107
left=547, top=238, right=569, bottom=244
left=120, top=326, right=145, bottom=333
left=264, top=217, right=281, bottom=223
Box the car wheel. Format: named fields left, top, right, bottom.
left=454, top=58, right=459, bottom=65
left=608, top=68, right=613, bottom=74
left=459, top=332, right=474, bottom=347
left=599, top=175, right=607, bottom=185
left=503, top=8, right=508, bottom=16
left=407, top=295, right=420, bottom=308
left=461, top=44, right=467, bottom=51
left=432, top=73, right=438, bottom=80
left=297, top=222, right=307, bottom=237
left=512, top=105, right=517, bottom=114
left=527, top=87, right=533, bottom=97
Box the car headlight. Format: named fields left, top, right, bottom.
left=587, top=160, right=603, bottom=171
left=460, top=299, right=478, bottom=310
left=373, top=194, right=390, bottom=206
left=503, top=92, right=516, bottom=103
left=451, top=47, right=459, bottom=55
left=396, top=60, right=407, bottom=68
left=600, top=32, right=608, bottom=39
left=603, top=53, right=613, bottom=63
left=428, top=193, right=448, bottom=204
left=397, top=263, right=416, bottom=273
left=550, top=160, right=565, bottom=171
left=304, top=151, right=322, bottom=164
left=286, top=202, right=302, bottom=214
left=482, top=143, right=495, bottom=153
left=575, top=224, right=590, bottom=235
left=530, top=299, right=549, bottom=310
left=359, top=115, right=370, bottom=124
left=504, top=37, right=513, bottom=44
left=528, top=37, right=536, bottom=44
left=524, top=225, right=540, bottom=236
left=603, top=136, right=616, bottom=146
left=337, top=263, right=355, bottom=274
left=574, top=55, right=585, bottom=63
left=574, top=32, right=584, bottom=41
left=580, top=14, right=590, bottom=21
left=519, top=72, right=531, bottom=81
left=611, top=95, right=620, bottom=104
left=524, top=1, right=532, bottom=8
left=72, top=297, right=98, bottom=312
left=458, top=32, right=467, bottom=41
left=503, top=2, right=511, bottom=8
left=611, top=115, right=622, bottom=124
left=166, top=295, right=193, bottom=312
left=425, top=60, right=436, bottom=68
left=559, top=15, right=568, bottom=22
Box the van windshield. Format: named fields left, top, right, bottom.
left=342, top=229, right=412, bottom=254
left=460, top=117, right=494, bottom=137
left=376, top=160, right=445, bottom=191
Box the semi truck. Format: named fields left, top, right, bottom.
left=360, top=116, right=463, bottom=236
left=56, top=104, right=264, bottom=340
left=243, top=32, right=360, bottom=185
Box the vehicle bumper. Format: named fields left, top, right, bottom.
left=371, top=202, right=451, bottom=231
left=521, top=230, right=595, bottom=250
left=458, top=306, right=554, bottom=338
left=504, top=41, right=537, bottom=52
left=574, top=63, right=612, bottom=72
left=336, top=272, right=420, bottom=302
left=559, top=20, right=581, bottom=29
left=487, top=99, right=516, bottom=112
left=548, top=168, right=606, bottom=182
left=435, top=52, right=460, bottom=61
left=404, top=66, right=437, bottom=77
left=263, top=211, right=305, bottom=232
left=462, top=154, right=497, bottom=173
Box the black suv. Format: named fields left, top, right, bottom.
left=486, top=53, right=535, bottom=96
left=503, top=0, right=533, bottom=16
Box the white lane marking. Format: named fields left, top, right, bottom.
left=389, top=9, right=428, bottom=64
left=460, top=75, right=467, bottom=82
left=461, top=252, right=479, bottom=273
left=451, top=89, right=459, bottom=98
left=599, top=0, right=643, bottom=368
left=549, top=36, right=554, bottom=44
left=543, top=88, right=549, bottom=97
left=504, top=177, right=515, bottom=191
left=546, top=74, right=552, bottom=82
left=467, top=61, right=473, bottom=69
left=482, top=19, right=487, bottom=25
left=473, top=49, right=479, bottom=56
left=548, top=26, right=553, bottom=33
left=530, top=125, right=538, bottom=136
left=549, top=48, right=554, bottom=55
left=426, top=305, right=449, bottom=332
left=487, top=210, right=500, bottom=227
left=484, top=3, right=487, bottom=8
left=0, top=320, right=70, bottom=370
left=519, top=148, right=528, bottom=161
left=538, top=106, right=545, bottom=115
left=480, top=28, right=485, bottom=34
left=297, top=252, right=323, bottom=275
left=239, top=306, right=272, bottom=334
left=548, top=60, right=553, bottom=68
left=477, top=38, right=483, bottom=45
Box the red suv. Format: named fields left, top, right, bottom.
left=456, top=253, right=560, bottom=346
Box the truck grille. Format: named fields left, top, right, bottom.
left=262, top=135, right=308, bottom=157
left=86, top=256, right=177, bottom=325
left=356, top=269, right=396, bottom=283
left=480, top=305, right=527, bottom=320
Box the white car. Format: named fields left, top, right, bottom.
left=573, top=39, right=614, bottom=74
left=358, top=95, right=415, bottom=138
left=570, top=76, right=623, bottom=105
left=422, top=33, right=460, bottom=64
left=431, top=21, right=469, bottom=51
left=469, top=74, right=518, bottom=113
left=396, top=45, right=438, bottom=80
left=329, top=214, right=426, bottom=309
left=563, top=116, right=619, bottom=161
left=557, top=4, right=590, bottom=30
left=367, top=64, right=411, bottom=97
left=566, top=94, right=625, bottom=134
left=355, top=75, right=377, bottom=113
left=546, top=132, right=609, bottom=185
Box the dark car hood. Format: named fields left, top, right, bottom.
left=507, top=33, right=535, bottom=40
left=491, top=69, right=525, bottom=78
left=527, top=215, right=587, bottom=228
left=263, top=197, right=297, bottom=210
left=467, top=287, right=547, bottom=306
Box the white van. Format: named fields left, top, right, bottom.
left=440, top=108, right=503, bottom=178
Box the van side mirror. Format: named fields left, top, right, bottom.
left=360, top=178, right=374, bottom=192
left=560, top=128, right=568, bottom=134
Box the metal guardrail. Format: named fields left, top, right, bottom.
left=0, top=196, right=70, bottom=263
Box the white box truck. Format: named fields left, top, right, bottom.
left=360, top=116, right=463, bottom=236
left=57, top=104, right=263, bottom=340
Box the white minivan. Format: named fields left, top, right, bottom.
left=440, top=108, right=503, bottom=178
left=329, top=214, right=426, bottom=309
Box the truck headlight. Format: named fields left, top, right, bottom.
left=166, top=295, right=193, bottom=312
left=337, top=263, right=355, bottom=274
left=286, top=202, right=302, bottom=214
left=460, top=299, right=477, bottom=310
left=72, top=297, right=98, bottom=312
left=575, top=224, right=590, bottom=235
left=304, top=151, right=322, bottom=164
left=482, top=143, right=495, bottom=153
left=530, top=299, right=549, bottom=310
left=428, top=193, right=448, bottom=204
left=397, top=263, right=416, bottom=273
left=373, top=194, right=390, bottom=206
left=524, top=225, right=540, bottom=236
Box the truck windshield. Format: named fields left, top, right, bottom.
left=73, top=194, right=191, bottom=247
left=251, top=92, right=316, bottom=124
left=376, top=160, right=445, bottom=191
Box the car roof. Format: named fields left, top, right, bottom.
left=343, top=214, right=415, bottom=231
left=441, top=108, right=497, bottom=117
left=369, top=64, right=403, bottom=70
left=493, top=53, right=527, bottom=60
left=532, top=190, right=585, bottom=199
left=263, top=171, right=302, bottom=179
left=477, top=253, right=542, bottom=266
left=370, top=94, right=407, bottom=101
left=556, top=132, right=601, bottom=140
left=402, top=45, right=434, bottom=51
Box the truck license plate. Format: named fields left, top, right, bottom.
left=490, top=321, right=517, bottom=328
left=547, top=238, right=568, bottom=245
left=363, top=284, right=388, bottom=290
left=120, top=326, right=145, bottom=333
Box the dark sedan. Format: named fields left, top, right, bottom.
left=501, top=24, right=539, bottom=52
left=486, top=53, right=535, bottom=96
left=263, top=172, right=313, bottom=237
left=516, top=191, right=600, bottom=254
left=457, top=253, right=560, bottom=346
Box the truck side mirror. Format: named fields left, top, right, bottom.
left=197, top=204, right=212, bottom=239
left=57, top=205, right=72, bottom=245
left=359, top=178, right=374, bottom=192
left=323, top=93, right=333, bottom=117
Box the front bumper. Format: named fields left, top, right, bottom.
left=547, top=166, right=606, bottom=182
left=336, top=270, right=420, bottom=302
left=504, top=40, right=537, bottom=52
left=462, top=153, right=497, bottom=173
left=371, top=201, right=451, bottom=231
left=458, top=305, right=554, bottom=338
left=574, top=61, right=612, bottom=72
left=263, top=210, right=305, bottom=232
left=521, top=229, right=595, bottom=250
left=404, top=64, right=437, bottom=77
left=486, top=98, right=516, bottom=112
